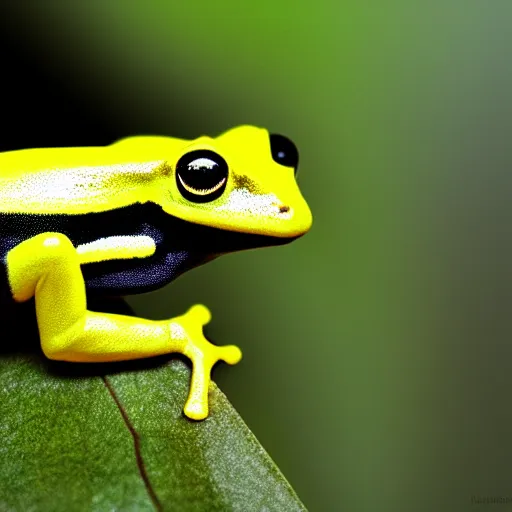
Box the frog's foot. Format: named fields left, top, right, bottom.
left=172, top=304, right=242, bottom=420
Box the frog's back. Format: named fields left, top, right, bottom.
left=0, top=146, right=112, bottom=178
left=0, top=136, right=181, bottom=178
left=0, top=138, right=184, bottom=218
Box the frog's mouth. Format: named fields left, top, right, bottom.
left=161, top=210, right=301, bottom=255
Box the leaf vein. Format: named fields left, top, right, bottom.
left=102, top=375, right=162, bottom=511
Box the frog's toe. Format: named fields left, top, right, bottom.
left=220, top=344, right=242, bottom=365
left=186, top=304, right=212, bottom=325
left=183, top=400, right=208, bottom=421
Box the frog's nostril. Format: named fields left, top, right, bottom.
left=279, top=205, right=290, bottom=213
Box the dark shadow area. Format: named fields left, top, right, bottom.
left=0, top=12, right=199, bottom=151
left=0, top=27, right=118, bottom=151
left=0, top=10, right=210, bottom=150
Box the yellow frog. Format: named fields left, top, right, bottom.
left=0, top=125, right=312, bottom=419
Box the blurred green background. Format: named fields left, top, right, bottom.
left=1, top=2, right=511, bottom=511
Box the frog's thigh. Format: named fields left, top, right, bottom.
left=5, top=232, right=172, bottom=363
left=7, top=232, right=86, bottom=342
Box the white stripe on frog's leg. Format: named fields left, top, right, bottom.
left=76, top=235, right=156, bottom=264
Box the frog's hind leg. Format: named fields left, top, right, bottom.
left=6, top=232, right=174, bottom=362
left=6, top=232, right=241, bottom=420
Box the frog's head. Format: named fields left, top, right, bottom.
left=162, top=125, right=312, bottom=241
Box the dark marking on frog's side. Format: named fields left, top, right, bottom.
left=0, top=202, right=295, bottom=300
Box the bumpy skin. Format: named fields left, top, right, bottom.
left=0, top=125, right=312, bottom=420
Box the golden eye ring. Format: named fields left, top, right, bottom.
left=177, top=174, right=227, bottom=196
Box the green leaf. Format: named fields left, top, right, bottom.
left=0, top=307, right=306, bottom=511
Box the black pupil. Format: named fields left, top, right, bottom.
left=176, top=149, right=228, bottom=203
left=270, top=133, right=299, bottom=173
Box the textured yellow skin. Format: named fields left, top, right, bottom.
left=2, top=125, right=312, bottom=420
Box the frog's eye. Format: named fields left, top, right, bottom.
left=270, top=133, right=299, bottom=174
left=176, top=150, right=229, bottom=203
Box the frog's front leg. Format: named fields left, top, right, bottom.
left=6, top=232, right=241, bottom=420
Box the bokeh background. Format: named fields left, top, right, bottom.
left=0, top=2, right=511, bottom=511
